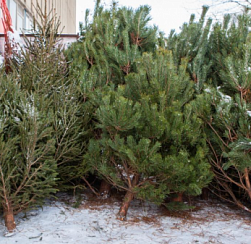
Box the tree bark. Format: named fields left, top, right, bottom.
left=118, top=190, right=134, bottom=220
left=172, top=192, right=183, bottom=202
left=244, top=168, right=251, bottom=201
left=99, top=180, right=112, bottom=199
left=118, top=174, right=139, bottom=220
left=3, top=202, right=16, bottom=233
left=201, top=188, right=209, bottom=200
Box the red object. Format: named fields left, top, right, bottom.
left=0, top=0, right=14, bottom=70
left=0, top=7, right=4, bottom=33
left=1, top=0, right=13, bottom=33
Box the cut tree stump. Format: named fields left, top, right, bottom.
left=99, top=180, right=112, bottom=199
left=4, top=203, right=16, bottom=233
left=172, top=192, right=183, bottom=202
left=117, top=174, right=139, bottom=220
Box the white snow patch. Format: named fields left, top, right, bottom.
left=0, top=55, right=4, bottom=66
left=7, top=29, right=22, bottom=53
left=1, top=196, right=251, bottom=244
left=7, top=29, right=22, bottom=44
left=14, top=117, right=20, bottom=122
left=247, top=111, right=251, bottom=117
left=220, top=93, right=231, bottom=103
left=217, top=88, right=232, bottom=103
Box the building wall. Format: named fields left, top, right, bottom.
left=6, top=0, right=76, bottom=34
left=0, top=0, right=77, bottom=55
left=0, top=33, right=79, bottom=55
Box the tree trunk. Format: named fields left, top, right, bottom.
left=172, top=192, right=183, bottom=202
left=99, top=180, right=112, bottom=199
left=201, top=188, right=209, bottom=200
left=118, top=174, right=139, bottom=220
left=244, top=168, right=251, bottom=201
left=3, top=202, right=16, bottom=233
left=118, top=190, right=134, bottom=220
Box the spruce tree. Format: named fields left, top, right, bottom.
left=15, top=3, right=88, bottom=190
left=0, top=70, right=57, bottom=233
left=0, top=2, right=85, bottom=232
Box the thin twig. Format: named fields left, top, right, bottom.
left=81, top=176, right=100, bottom=196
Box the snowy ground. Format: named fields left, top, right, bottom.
left=1, top=193, right=251, bottom=244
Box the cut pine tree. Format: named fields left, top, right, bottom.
left=118, top=175, right=139, bottom=220
left=77, top=1, right=213, bottom=221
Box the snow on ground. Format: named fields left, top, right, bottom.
left=1, top=193, right=251, bottom=244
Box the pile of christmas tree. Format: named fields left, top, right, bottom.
left=2, top=0, right=251, bottom=235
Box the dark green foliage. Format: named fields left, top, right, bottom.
left=199, top=13, right=251, bottom=211
left=166, top=6, right=213, bottom=93
left=82, top=49, right=212, bottom=207
left=66, top=2, right=212, bottom=215
left=160, top=4, right=251, bottom=211
left=0, top=72, right=57, bottom=214
left=66, top=2, right=157, bottom=86
left=208, top=14, right=251, bottom=88
left=2, top=0, right=234, bottom=223
left=15, top=6, right=89, bottom=190
left=0, top=3, right=87, bottom=221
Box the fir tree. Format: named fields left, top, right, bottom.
left=0, top=2, right=85, bottom=232
left=15, top=3, right=89, bottom=190
left=0, top=70, right=57, bottom=232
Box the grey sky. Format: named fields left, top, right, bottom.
left=76, top=0, right=242, bottom=35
